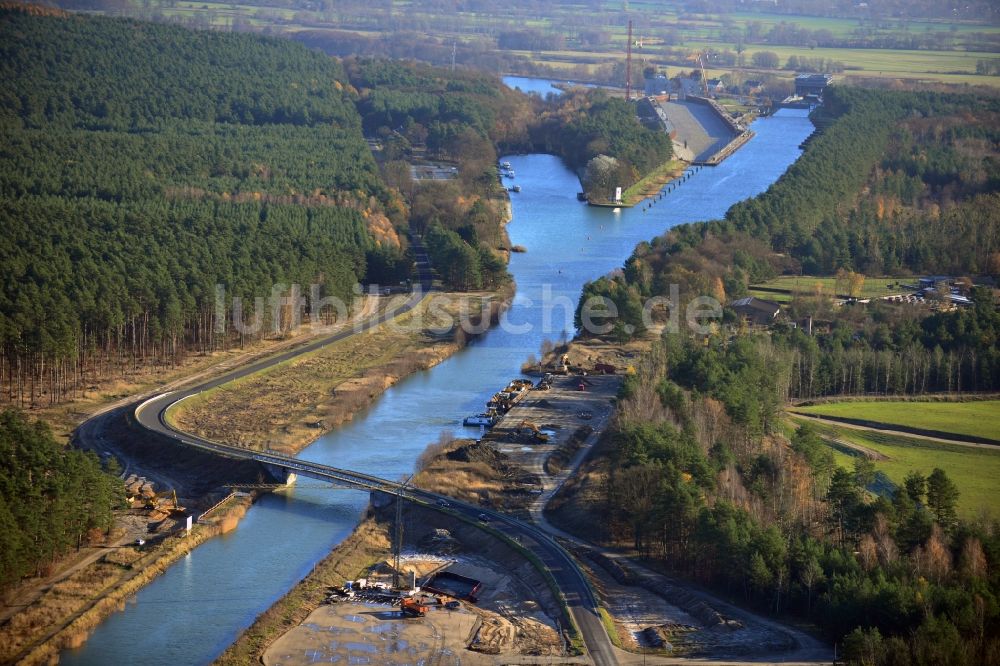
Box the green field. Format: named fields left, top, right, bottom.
left=695, top=39, right=996, bottom=76
left=751, top=275, right=903, bottom=299
left=798, top=419, right=1000, bottom=518
left=794, top=400, right=1000, bottom=442
left=699, top=11, right=1000, bottom=41
left=100, top=0, right=1000, bottom=89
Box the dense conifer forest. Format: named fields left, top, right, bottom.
left=0, top=9, right=407, bottom=407
left=341, top=57, right=524, bottom=291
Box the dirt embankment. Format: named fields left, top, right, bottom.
left=171, top=287, right=513, bottom=455
left=22, top=295, right=380, bottom=444
left=414, top=438, right=541, bottom=515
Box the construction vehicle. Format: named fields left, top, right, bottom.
left=144, top=488, right=186, bottom=518
left=401, top=597, right=429, bottom=618
left=513, top=420, right=549, bottom=443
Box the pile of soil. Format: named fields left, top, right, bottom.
left=445, top=440, right=539, bottom=488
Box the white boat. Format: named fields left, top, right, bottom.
left=463, top=413, right=497, bottom=427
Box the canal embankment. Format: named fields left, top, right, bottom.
left=168, top=285, right=514, bottom=456
left=9, top=494, right=253, bottom=666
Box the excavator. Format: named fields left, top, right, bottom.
left=145, top=488, right=186, bottom=519
left=513, top=420, right=549, bottom=443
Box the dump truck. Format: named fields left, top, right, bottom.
left=401, top=597, right=429, bottom=618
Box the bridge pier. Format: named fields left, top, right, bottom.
left=370, top=490, right=394, bottom=508
left=263, top=465, right=297, bottom=486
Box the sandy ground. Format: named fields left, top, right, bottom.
left=490, top=374, right=619, bottom=492
left=265, top=602, right=480, bottom=666
left=172, top=290, right=507, bottom=455
left=263, top=553, right=561, bottom=666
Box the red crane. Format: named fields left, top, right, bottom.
left=625, top=19, right=633, bottom=101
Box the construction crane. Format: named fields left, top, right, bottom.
left=625, top=19, right=633, bottom=101
left=685, top=51, right=711, bottom=97
left=698, top=52, right=710, bottom=97
left=392, top=474, right=413, bottom=590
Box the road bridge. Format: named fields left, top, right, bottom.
left=123, top=239, right=618, bottom=664
left=133, top=381, right=617, bottom=665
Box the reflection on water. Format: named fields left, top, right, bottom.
left=63, top=107, right=813, bottom=665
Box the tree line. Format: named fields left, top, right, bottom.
left=0, top=410, right=124, bottom=589
left=578, top=87, right=999, bottom=346
left=583, top=332, right=1000, bottom=665
left=341, top=57, right=522, bottom=291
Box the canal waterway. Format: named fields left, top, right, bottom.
left=502, top=75, right=564, bottom=97
left=62, top=104, right=814, bottom=665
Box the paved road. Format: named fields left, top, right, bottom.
left=86, top=240, right=617, bottom=664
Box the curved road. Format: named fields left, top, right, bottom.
left=102, top=243, right=616, bottom=664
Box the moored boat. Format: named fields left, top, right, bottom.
left=463, top=412, right=499, bottom=427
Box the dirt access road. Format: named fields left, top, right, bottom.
left=499, top=374, right=832, bottom=664
left=790, top=412, right=1000, bottom=451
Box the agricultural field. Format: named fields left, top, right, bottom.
left=746, top=288, right=794, bottom=303
left=794, top=400, right=1000, bottom=443
left=693, top=39, right=1000, bottom=83
left=93, top=1, right=1000, bottom=88
left=750, top=275, right=902, bottom=299
left=799, top=419, right=1000, bottom=518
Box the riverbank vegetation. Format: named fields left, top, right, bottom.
left=168, top=290, right=508, bottom=454
left=532, top=90, right=674, bottom=202
left=578, top=88, right=1000, bottom=391
left=560, top=84, right=1000, bottom=665
left=341, top=58, right=520, bottom=291
left=6, top=494, right=252, bottom=665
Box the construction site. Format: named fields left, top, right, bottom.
left=262, top=510, right=566, bottom=665
left=210, top=336, right=830, bottom=664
